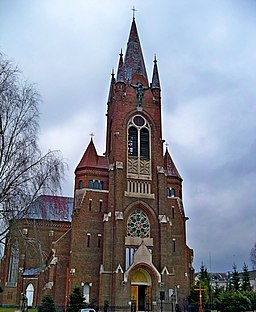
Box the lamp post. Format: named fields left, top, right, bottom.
left=160, top=282, right=165, bottom=312
left=175, top=285, right=180, bottom=311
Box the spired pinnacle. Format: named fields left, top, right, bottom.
left=151, top=55, right=161, bottom=89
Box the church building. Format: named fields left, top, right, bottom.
left=70, top=17, right=194, bottom=311
left=0, top=17, right=193, bottom=312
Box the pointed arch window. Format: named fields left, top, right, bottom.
left=127, top=115, right=151, bottom=179
left=8, top=241, right=19, bottom=285
left=83, top=283, right=90, bottom=303
left=26, top=283, right=34, bottom=307
left=127, top=116, right=150, bottom=160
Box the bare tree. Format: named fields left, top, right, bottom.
left=250, top=242, right=256, bottom=269
left=0, top=53, right=65, bottom=245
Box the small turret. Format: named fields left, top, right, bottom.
left=107, top=69, right=115, bottom=104
left=151, top=56, right=161, bottom=89
left=116, top=50, right=125, bottom=83
left=151, top=56, right=161, bottom=103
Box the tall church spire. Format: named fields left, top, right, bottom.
left=123, top=18, right=148, bottom=86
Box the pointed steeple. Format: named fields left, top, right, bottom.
left=151, top=56, right=161, bottom=89
left=116, top=50, right=125, bottom=83
left=76, top=138, right=108, bottom=170
left=123, top=18, right=148, bottom=85
left=164, top=147, right=182, bottom=180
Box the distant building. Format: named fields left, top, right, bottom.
left=248, top=270, right=256, bottom=291
left=0, top=17, right=193, bottom=312
left=195, top=270, right=256, bottom=291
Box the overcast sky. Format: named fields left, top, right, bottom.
left=1, top=0, right=256, bottom=273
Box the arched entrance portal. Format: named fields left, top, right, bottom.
left=131, top=268, right=152, bottom=311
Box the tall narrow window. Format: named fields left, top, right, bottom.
left=83, top=283, right=90, bottom=303
left=87, top=233, right=91, bottom=248
left=125, top=247, right=136, bottom=270
left=127, top=115, right=151, bottom=178
left=140, top=128, right=149, bottom=159
left=128, top=127, right=138, bottom=156
left=79, top=180, right=83, bottom=189
left=172, top=239, right=176, bottom=252
left=88, top=180, right=93, bottom=189
left=100, top=181, right=104, bottom=190
left=99, top=200, right=103, bottom=212
left=97, top=234, right=102, bottom=248
left=8, top=241, right=19, bottom=285
left=94, top=181, right=99, bottom=189
left=89, top=199, right=92, bottom=211
left=172, top=206, right=175, bottom=219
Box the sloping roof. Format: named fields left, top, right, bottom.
left=76, top=138, right=108, bottom=171
left=164, top=148, right=182, bottom=180
left=22, top=266, right=44, bottom=277
left=26, top=195, right=73, bottom=222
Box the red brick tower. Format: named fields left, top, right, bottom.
left=70, top=18, right=193, bottom=312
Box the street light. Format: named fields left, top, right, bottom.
left=175, top=285, right=180, bottom=311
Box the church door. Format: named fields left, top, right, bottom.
left=130, top=268, right=152, bottom=311
left=131, top=285, right=151, bottom=311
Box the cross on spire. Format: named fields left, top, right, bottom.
left=131, top=6, right=137, bottom=19
left=89, top=133, right=95, bottom=140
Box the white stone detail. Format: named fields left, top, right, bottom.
left=115, top=161, right=123, bottom=169
left=103, top=212, right=111, bottom=222
left=115, top=264, right=124, bottom=273
left=115, top=211, right=123, bottom=220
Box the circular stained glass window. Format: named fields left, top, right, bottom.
left=127, top=209, right=150, bottom=238
left=133, top=115, right=145, bottom=127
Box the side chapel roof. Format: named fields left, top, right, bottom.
left=76, top=138, right=108, bottom=171
left=164, top=148, right=182, bottom=180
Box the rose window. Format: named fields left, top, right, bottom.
left=127, top=209, right=150, bottom=238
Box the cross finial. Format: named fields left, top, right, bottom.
left=165, top=142, right=169, bottom=150
left=89, top=132, right=94, bottom=140
left=131, top=6, right=137, bottom=19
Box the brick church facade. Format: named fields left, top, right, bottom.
left=0, top=18, right=193, bottom=311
